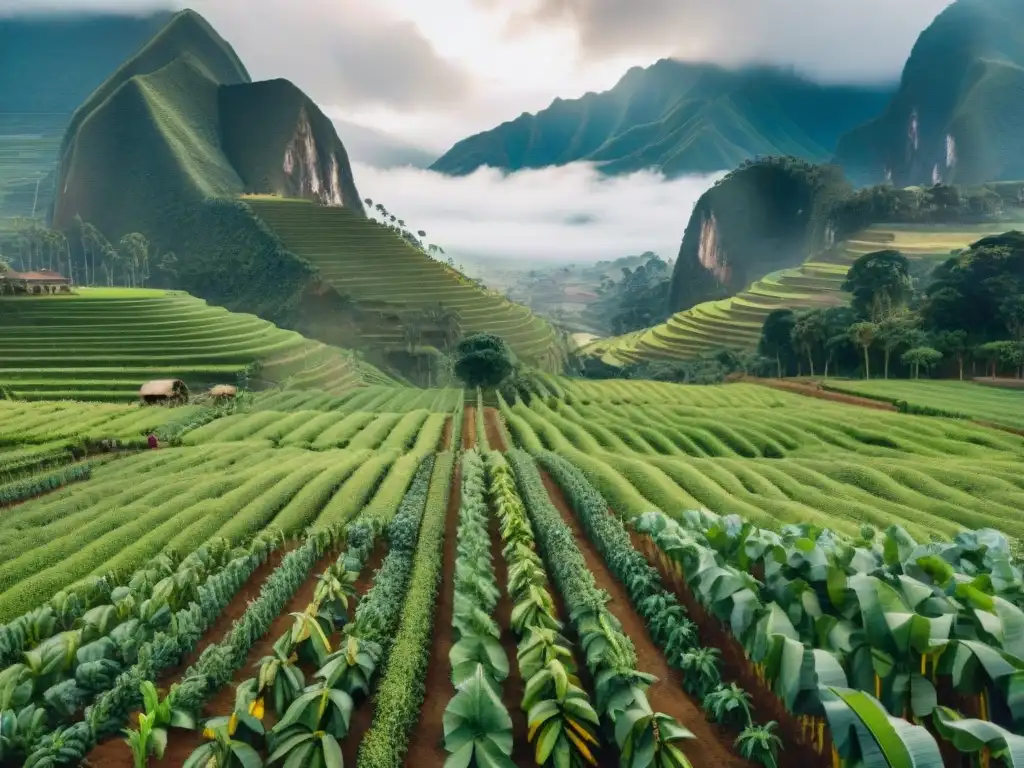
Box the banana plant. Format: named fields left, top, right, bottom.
left=511, top=584, right=560, bottom=634
left=285, top=606, right=332, bottom=667
left=443, top=664, right=516, bottom=768
left=702, top=683, right=754, bottom=730
left=312, top=565, right=358, bottom=628
left=523, top=659, right=600, bottom=766
left=184, top=714, right=263, bottom=768
left=316, top=635, right=381, bottom=699
left=932, top=706, right=1024, bottom=767
left=614, top=691, right=695, bottom=768
left=735, top=721, right=782, bottom=768
left=252, top=647, right=305, bottom=717
left=270, top=683, right=353, bottom=740
left=450, top=635, right=510, bottom=686
left=517, top=628, right=577, bottom=681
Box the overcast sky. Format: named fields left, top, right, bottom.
left=2, top=0, right=953, bottom=149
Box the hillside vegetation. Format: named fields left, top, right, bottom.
left=50, top=10, right=365, bottom=332
left=835, top=0, right=1024, bottom=185
left=431, top=59, right=892, bottom=177
left=587, top=220, right=1020, bottom=365
left=247, top=198, right=566, bottom=370
left=0, top=289, right=391, bottom=401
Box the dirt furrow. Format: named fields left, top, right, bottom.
left=539, top=471, right=752, bottom=768
left=402, top=463, right=461, bottom=767
left=483, top=407, right=508, bottom=452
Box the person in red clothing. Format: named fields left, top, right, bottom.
left=147, top=433, right=158, bottom=450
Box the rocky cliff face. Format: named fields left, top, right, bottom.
left=667, top=158, right=850, bottom=313
left=835, top=0, right=1024, bottom=186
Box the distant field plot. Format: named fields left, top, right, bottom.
left=182, top=407, right=447, bottom=453
left=0, top=288, right=388, bottom=400
left=253, top=386, right=462, bottom=413
left=0, top=113, right=64, bottom=225
left=0, top=442, right=408, bottom=622
left=823, top=378, right=1024, bottom=429
left=0, top=399, right=197, bottom=444
left=587, top=222, right=1019, bottom=365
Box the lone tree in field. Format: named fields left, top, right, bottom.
left=454, top=333, right=515, bottom=389
left=842, top=249, right=913, bottom=322
left=902, top=346, right=942, bottom=379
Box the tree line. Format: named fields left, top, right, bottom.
left=758, top=231, right=1024, bottom=380
left=0, top=217, right=176, bottom=289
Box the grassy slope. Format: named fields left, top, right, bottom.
left=0, top=289, right=391, bottom=401
left=431, top=59, right=892, bottom=177
left=246, top=198, right=566, bottom=370
left=587, top=221, right=1022, bottom=365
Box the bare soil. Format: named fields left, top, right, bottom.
left=489, top=505, right=532, bottom=767
left=82, top=547, right=334, bottom=768
left=635, top=534, right=831, bottom=768
left=403, top=463, right=461, bottom=767
left=441, top=416, right=453, bottom=451
left=971, top=376, right=1024, bottom=389
left=750, top=378, right=897, bottom=411
left=483, top=407, right=508, bottom=452
left=539, top=472, right=752, bottom=768
left=463, top=406, right=477, bottom=450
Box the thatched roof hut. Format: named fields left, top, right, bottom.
left=139, top=379, right=189, bottom=405
left=208, top=384, right=238, bottom=399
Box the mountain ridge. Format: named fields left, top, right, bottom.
left=430, top=59, right=895, bottom=177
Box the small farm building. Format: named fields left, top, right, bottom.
left=0, top=270, right=72, bottom=294
left=139, top=379, right=190, bottom=405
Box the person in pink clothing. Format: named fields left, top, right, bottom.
left=147, top=433, right=158, bottom=450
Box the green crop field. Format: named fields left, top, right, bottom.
left=0, top=288, right=393, bottom=400
left=587, top=222, right=1023, bottom=365
left=823, top=378, right=1024, bottom=429
left=1, top=375, right=1022, bottom=767
left=0, top=113, right=65, bottom=228
left=245, top=198, right=566, bottom=370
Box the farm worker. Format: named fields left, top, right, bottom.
left=148, top=433, right=158, bottom=450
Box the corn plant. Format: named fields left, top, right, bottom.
left=702, top=683, right=753, bottom=730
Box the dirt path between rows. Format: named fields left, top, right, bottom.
left=403, top=463, right=461, bottom=767
left=440, top=415, right=453, bottom=451
left=489, top=506, right=532, bottom=767
left=85, top=548, right=340, bottom=767
left=483, top=407, right=508, bottom=452
left=634, top=534, right=831, bottom=768
left=749, top=378, right=897, bottom=411
left=463, top=406, right=477, bottom=450
left=539, top=472, right=752, bottom=768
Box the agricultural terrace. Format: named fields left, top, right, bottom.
left=588, top=221, right=1021, bottom=365
left=0, top=113, right=63, bottom=226
left=1, top=377, right=1022, bottom=768
left=245, top=198, right=565, bottom=370
left=822, top=378, right=1024, bottom=430
left=0, top=288, right=391, bottom=400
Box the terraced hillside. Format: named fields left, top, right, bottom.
left=587, top=221, right=1023, bottom=365
left=0, top=289, right=391, bottom=401
left=247, top=198, right=566, bottom=369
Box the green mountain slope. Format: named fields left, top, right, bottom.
left=0, top=11, right=171, bottom=224
left=835, top=0, right=1024, bottom=185
left=50, top=9, right=366, bottom=330
left=431, top=60, right=894, bottom=177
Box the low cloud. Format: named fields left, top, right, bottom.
left=352, top=162, right=722, bottom=263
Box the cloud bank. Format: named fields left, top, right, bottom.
left=352, top=162, right=722, bottom=263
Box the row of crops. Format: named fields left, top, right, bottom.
left=252, top=386, right=463, bottom=414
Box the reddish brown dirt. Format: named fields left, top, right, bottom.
left=489, top=505, right=532, bottom=767
left=750, top=378, right=897, bottom=411
left=441, top=416, right=453, bottom=450
left=634, top=534, right=831, bottom=768
left=972, top=376, right=1024, bottom=389
left=483, top=408, right=508, bottom=452
left=403, top=464, right=461, bottom=768
left=463, top=406, right=477, bottom=450
left=539, top=472, right=752, bottom=768
left=82, top=548, right=335, bottom=768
